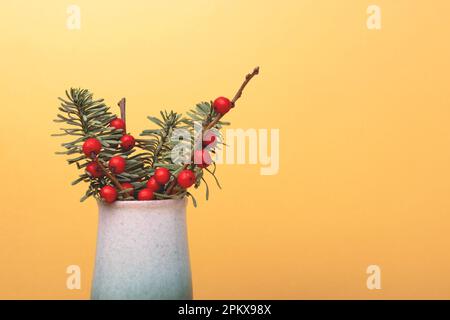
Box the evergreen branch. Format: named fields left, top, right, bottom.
left=54, top=88, right=138, bottom=199
left=138, top=111, right=182, bottom=167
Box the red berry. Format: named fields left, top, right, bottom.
left=138, top=188, right=154, bottom=200
left=177, top=169, right=196, bottom=189
left=86, top=161, right=103, bottom=178
left=100, top=185, right=117, bottom=203
left=110, top=118, right=125, bottom=130
left=194, top=149, right=212, bottom=168
left=82, top=138, right=102, bottom=158
left=121, top=182, right=134, bottom=196
left=154, top=167, right=170, bottom=185
left=146, top=176, right=161, bottom=192
left=202, top=132, right=217, bottom=148
left=120, top=134, right=135, bottom=151
left=108, top=156, right=126, bottom=174
left=213, top=96, right=232, bottom=115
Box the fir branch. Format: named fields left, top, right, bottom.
left=54, top=88, right=142, bottom=200
left=139, top=111, right=183, bottom=167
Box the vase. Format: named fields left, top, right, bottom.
left=91, top=198, right=193, bottom=300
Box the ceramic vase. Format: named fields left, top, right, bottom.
left=91, top=198, right=192, bottom=300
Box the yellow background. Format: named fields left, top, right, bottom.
left=1, top=0, right=450, bottom=299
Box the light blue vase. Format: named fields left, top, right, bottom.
left=91, top=198, right=192, bottom=300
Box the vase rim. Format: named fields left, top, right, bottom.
left=97, top=197, right=187, bottom=209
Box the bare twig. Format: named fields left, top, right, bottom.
left=231, top=66, right=259, bottom=106
left=96, top=158, right=125, bottom=191
left=96, top=157, right=133, bottom=199
left=204, top=66, right=260, bottom=132
left=97, top=97, right=131, bottom=198
left=165, top=66, right=260, bottom=194
left=118, top=98, right=126, bottom=132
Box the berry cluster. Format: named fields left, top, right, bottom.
left=82, top=117, right=136, bottom=203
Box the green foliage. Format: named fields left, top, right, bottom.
left=54, top=88, right=229, bottom=205
left=182, top=101, right=230, bottom=131
left=138, top=111, right=184, bottom=166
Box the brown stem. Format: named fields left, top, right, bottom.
left=231, top=66, right=259, bottom=106
left=109, top=98, right=133, bottom=199
left=204, top=67, right=260, bottom=132
left=165, top=66, right=260, bottom=194
left=118, top=98, right=126, bottom=132
left=96, top=157, right=128, bottom=195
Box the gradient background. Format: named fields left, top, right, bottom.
left=1, top=0, right=450, bottom=299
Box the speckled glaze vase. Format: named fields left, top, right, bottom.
left=91, top=198, right=192, bottom=300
